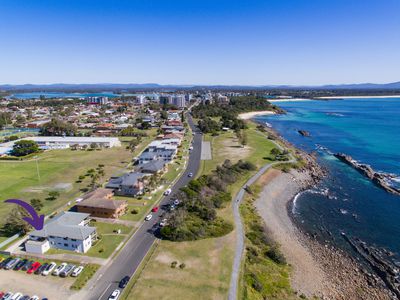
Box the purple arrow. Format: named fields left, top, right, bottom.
left=5, top=199, right=45, bottom=230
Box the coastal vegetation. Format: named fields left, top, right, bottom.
left=161, top=159, right=256, bottom=241
left=40, top=118, right=78, bottom=136
left=11, top=139, right=40, bottom=156
left=240, top=178, right=297, bottom=300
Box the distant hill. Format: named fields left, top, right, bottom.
left=1, top=81, right=400, bottom=92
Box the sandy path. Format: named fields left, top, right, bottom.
left=254, top=170, right=328, bottom=298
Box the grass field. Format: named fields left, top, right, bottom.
left=125, top=121, right=278, bottom=300
left=0, top=147, right=132, bottom=229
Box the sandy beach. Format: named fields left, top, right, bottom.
left=254, top=168, right=393, bottom=299
left=238, top=110, right=275, bottom=120
left=268, top=98, right=311, bottom=102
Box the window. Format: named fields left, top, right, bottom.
left=72, top=239, right=76, bottom=241
left=64, top=243, right=68, bottom=247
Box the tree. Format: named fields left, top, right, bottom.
left=40, top=118, right=77, bottom=136
left=11, top=140, right=39, bottom=157
left=160, top=110, right=168, bottom=120
left=2, top=206, right=32, bottom=235
left=47, top=190, right=60, bottom=201
left=30, top=198, right=44, bottom=211
left=0, top=112, right=12, bottom=129
left=239, top=131, right=248, bottom=147
left=127, top=138, right=140, bottom=152
left=15, top=115, right=26, bottom=127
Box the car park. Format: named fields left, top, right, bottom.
left=10, top=293, right=23, bottom=300
left=35, top=263, right=48, bottom=275
left=71, top=265, right=84, bottom=277
left=42, top=262, right=56, bottom=276
left=2, top=292, right=13, bottom=300
left=108, top=289, right=120, bottom=300
left=52, top=263, right=67, bottom=276
left=118, top=276, right=130, bottom=288
left=151, top=206, right=159, bottom=213
left=13, top=259, right=27, bottom=271
left=60, top=264, right=75, bottom=277
left=21, top=261, right=34, bottom=272
left=27, top=262, right=41, bottom=274
left=145, top=214, right=153, bottom=221
left=0, top=257, right=13, bottom=269
left=4, top=258, right=20, bottom=270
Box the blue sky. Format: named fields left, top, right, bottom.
left=0, top=0, right=399, bottom=85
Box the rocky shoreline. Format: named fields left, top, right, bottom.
left=254, top=121, right=395, bottom=299
left=334, top=153, right=400, bottom=196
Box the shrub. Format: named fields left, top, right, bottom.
left=131, top=208, right=139, bottom=214
left=265, top=246, right=287, bottom=265
left=171, top=261, right=178, bottom=268
left=179, top=263, right=186, bottom=269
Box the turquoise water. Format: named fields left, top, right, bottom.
left=256, top=98, right=400, bottom=258
left=8, top=92, right=119, bottom=99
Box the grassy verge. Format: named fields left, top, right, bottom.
left=239, top=174, right=297, bottom=300
left=70, top=264, right=100, bottom=290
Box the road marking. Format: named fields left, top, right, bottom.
left=99, top=283, right=112, bottom=300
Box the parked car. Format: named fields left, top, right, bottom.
left=20, top=296, right=30, bottom=300
left=4, top=258, right=20, bottom=270
left=108, top=290, right=120, bottom=300
left=21, top=260, right=34, bottom=271
left=169, top=204, right=175, bottom=211
left=145, top=214, right=153, bottom=221
left=71, top=265, right=84, bottom=277
left=27, top=262, right=41, bottom=274
left=151, top=206, right=159, bottom=213
left=52, top=263, right=67, bottom=276
left=189, top=146, right=193, bottom=150
left=42, top=262, right=56, bottom=276
left=188, top=172, right=193, bottom=177
left=13, top=259, right=27, bottom=271
left=35, top=263, right=48, bottom=275
left=118, top=276, right=131, bottom=288
left=28, top=296, right=39, bottom=300
left=0, top=257, right=13, bottom=269
left=2, top=292, right=13, bottom=300
left=164, top=188, right=172, bottom=196
left=60, top=264, right=75, bottom=277
left=173, top=199, right=180, bottom=205
left=10, top=293, right=23, bottom=300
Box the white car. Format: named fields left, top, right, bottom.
left=11, top=293, right=23, bottom=300
left=2, top=292, right=13, bottom=300
left=188, top=172, right=193, bottom=177
left=71, top=265, right=84, bottom=277
left=159, top=218, right=167, bottom=227
left=108, top=289, right=120, bottom=300
left=164, top=188, right=172, bottom=196
left=29, top=296, right=40, bottom=300
left=42, top=262, right=57, bottom=276
left=145, top=214, right=153, bottom=221
left=173, top=199, right=180, bottom=205
left=52, top=262, right=67, bottom=276
left=189, top=146, right=193, bottom=150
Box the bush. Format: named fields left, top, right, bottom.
left=179, top=263, right=186, bottom=269
left=265, top=246, right=287, bottom=265
left=171, top=261, right=177, bottom=268
left=131, top=208, right=139, bottom=214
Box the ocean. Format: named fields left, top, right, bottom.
left=256, top=98, right=400, bottom=261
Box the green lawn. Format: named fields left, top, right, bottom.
left=70, top=264, right=100, bottom=290
left=47, top=221, right=130, bottom=259
left=0, top=147, right=132, bottom=229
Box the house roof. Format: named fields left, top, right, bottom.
left=77, top=188, right=126, bottom=210
left=138, top=159, right=166, bottom=173
left=29, top=211, right=95, bottom=240
left=106, top=172, right=146, bottom=189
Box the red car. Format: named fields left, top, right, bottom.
left=0, top=292, right=5, bottom=298
left=27, top=261, right=41, bottom=274
left=151, top=206, right=159, bottom=213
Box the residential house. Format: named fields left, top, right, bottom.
left=25, top=212, right=97, bottom=254
left=76, top=188, right=128, bottom=218
left=106, top=172, right=147, bottom=196
left=137, top=160, right=167, bottom=174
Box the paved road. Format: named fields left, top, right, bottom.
left=228, top=137, right=295, bottom=300
left=85, top=113, right=202, bottom=300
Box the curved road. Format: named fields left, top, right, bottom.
left=83, top=113, right=202, bottom=300
left=228, top=136, right=294, bottom=300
